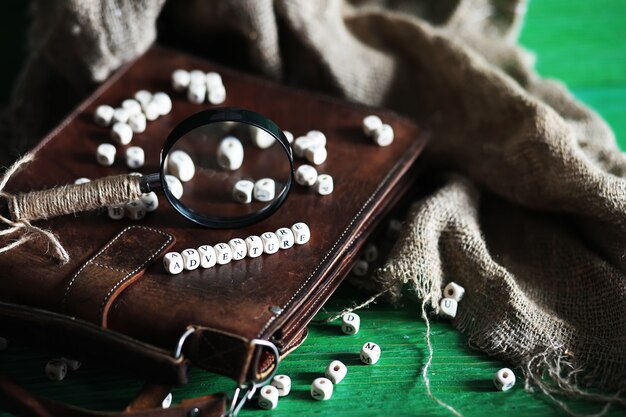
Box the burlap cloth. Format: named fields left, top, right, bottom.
left=2, top=0, right=625, bottom=412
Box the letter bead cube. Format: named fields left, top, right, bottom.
left=181, top=248, right=200, bottom=271
left=306, top=130, right=327, bottom=147
left=245, top=235, right=263, bottom=258
left=94, top=105, right=114, bottom=126
left=121, top=99, right=142, bottom=116
left=162, top=392, right=173, bottom=409
left=291, top=222, right=310, bottom=245
left=171, top=69, right=190, bottom=92
left=252, top=128, right=276, bottom=149
left=111, top=122, right=133, bottom=145
left=493, top=368, right=516, bottom=391
left=214, top=243, right=233, bottom=265
left=96, top=143, right=116, bottom=166
left=128, top=112, right=147, bottom=133
left=258, top=385, right=279, bottom=410
left=305, top=145, right=327, bottom=165
left=143, top=100, right=161, bottom=121
left=310, top=377, right=333, bottom=401
left=439, top=297, right=458, bottom=319
left=205, top=72, right=223, bottom=89
left=261, top=232, right=279, bottom=255
left=152, top=92, right=172, bottom=116
left=325, top=360, right=347, bottom=384
left=253, top=178, right=275, bottom=202
left=141, top=192, right=159, bottom=212
left=341, top=313, right=360, bottom=335
left=163, top=252, right=184, bottom=274
left=126, top=146, right=145, bottom=169
left=443, top=282, right=465, bottom=302
left=125, top=200, right=146, bottom=221
left=112, top=107, right=129, bottom=124
left=275, top=227, right=295, bottom=250
left=167, top=150, right=196, bottom=182
left=165, top=175, right=184, bottom=199
left=232, top=180, right=254, bottom=204
left=198, top=245, right=217, bottom=268
left=270, top=374, right=291, bottom=397
left=134, top=90, right=152, bottom=106
left=373, top=123, right=394, bottom=147
left=295, top=164, right=318, bottom=186
left=362, top=115, right=383, bottom=137
left=45, top=359, right=67, bottom=381
left=229, top=238, right=247, bottom=260
left=74, top=177, right=90, bottom=185
left=314, top=174, right=334, bottom=195
left=217, top=137, right=244, bottom=171
left=107, top=205, right=125, bottom=220
left=360, top=342, right=381, bottom=365
left=293, top=136, right=315, bottom=158
left=187, top=83, right=206, bottom=104
left=207, top=84, right=226, bottom=105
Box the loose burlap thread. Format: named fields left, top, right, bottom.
left=2, top=0, right=625, bottom=414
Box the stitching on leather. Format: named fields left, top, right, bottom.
left=61, top=226, right=171, bottom=315
left=92, top=262, right=129, bottom=274
left=256, top=157, right=408, bottom=338
left=98, top=227, right=172, bottom=319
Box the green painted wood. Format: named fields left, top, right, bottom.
left=1, top=1, right=625, bottom=416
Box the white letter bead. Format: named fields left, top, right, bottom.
left=310, top=378, right=333, bottom=401
left=126, top=146, right=145, bottom=169
left=208, top=84, right=226, bottom=105
left=229, top=238, right=247, bottom=260
left=307, top=130, right=327, bottom=147
left=293, top=136, right=315, bottom=158
left=245, top=236, right=263, bottom=258
left=165, top=175, right=184, bottom=199
left=125, top=200, right=146, bottom=221
left=187, top=83, right=206, bottom=104
left=217, top=137, right=244, bottom=170
left=252, top=129, right=275, bottom=149
left=439, top=298, right=458, bottom=319
left=181, top=248, right=200, bottom=270
left=444, top=282, right=465, bottom=302
left=205, top=72, right=223, bottom=89
left=232, top=180, right=254, bottom=204
left=258, top=385, right=279, bottom=410
left=314, top=174, right=334, bottom=195
left=295, top=164, right=318, bottom=186
left=167, top=150, right=195, bottom=182
left=362, top=115, right=383, bottom=137
left=270, top=375, right=291, bottom=396
left=112, top=107, right=129, bottom=124
left=111, top=122, right=133, bottom=145
left=107, top=205, right=125, bottom=220
left=351, top=260, right=368, bottom=277
left=494, top=368, right=516, bottom=391
left=122, top=99, right=142, bottom=116
left=74, top=177, right=90, bottom=185
left=152, top=92, right=172, bottom=116
left=45, top=359, right=67, bottom=381
left=253, top=178, right=275, bottom=202
left=96, top=143, right=116, bottom=166
left=261, top=232, right=279, bottom=255
left=291, top=223, right=310, bottom=245
left=143, top=100, right=161, bottom=121
left=198, top=245, right=217, bottom=268
left=341, top=313, right=360, bottom=335
left=325, top=360, right=348, bottom=384
left=360, top=342, right=381, bottom=365
left=134, top=90, right=152, bottom=106
left=189, top=70, right=206, bottom=85
left=141, top=192, right=159, bottom=212
left=128, top=112, right=147, bottom=133
left=162, top=393, right=173, bottom=409
left=275, top=228, right=295, bottom=250
left=283, top=130, right=294, bottom=144
left=164, top=252, right=184, bottom=274
left=305, top=145, right=327, bottom=165
left=363, top=243, right=378, bottom=262
left=373, top=124, right=394, bottom=147
left=172, top=69, right=190, bottom=92
left=214, top=243, right=233, bottom=265
left=94, top=105, right=114, bottom=126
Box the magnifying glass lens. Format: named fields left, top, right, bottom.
left=162, top=119, right=292, bottom=227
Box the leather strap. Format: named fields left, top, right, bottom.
left=0, top=373, right=227, bottom=417
left=61, top=226, right=175, bottom=327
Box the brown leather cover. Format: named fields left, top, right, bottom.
left=0, top=46, right=428, bottom=386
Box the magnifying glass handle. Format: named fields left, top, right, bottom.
left=7, top=174, right=144, bottom=223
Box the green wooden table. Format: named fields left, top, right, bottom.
left=1, top=1, right=625, bottom=416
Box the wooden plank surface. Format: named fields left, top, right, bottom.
left=1, top=1, right=625, bottom=416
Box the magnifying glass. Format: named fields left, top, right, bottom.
left=5, top=108, right=294, bottom=228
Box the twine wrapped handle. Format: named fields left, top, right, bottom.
left=0, top=154, right=145, bottom=264
left=8, top=174, right=143, bottom=222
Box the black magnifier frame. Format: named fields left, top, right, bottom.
left=159, top=107, right=294, bottom=229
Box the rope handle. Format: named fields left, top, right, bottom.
left=7, top=174, right=143, bottom=222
